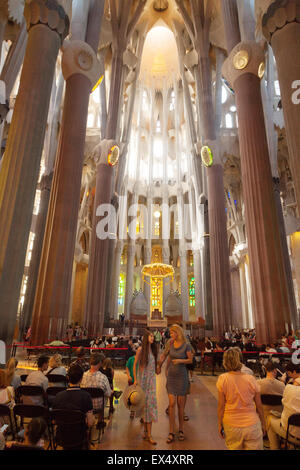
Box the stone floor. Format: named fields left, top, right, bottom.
left=98, top=369, right=226, bottom=451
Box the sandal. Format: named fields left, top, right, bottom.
left=178, top=430, right=185, bottom=441
left=166, top=432, right=175, bottom=444
left=142, top=430, right=147, bottom=440
left=147, top=436, right=157, bottom=445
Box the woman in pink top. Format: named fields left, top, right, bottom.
left=217, top=348, right=266, bottom=450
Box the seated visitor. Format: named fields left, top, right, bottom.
left=267, top=369, right=300, bottom=449
left=24, top=355, right=49, bottom=405
left=217, top=348, right=266, bottom=450
left=0, top=369, right=15, bottom=411
left=100, top=357, right=115, bottom=414
left=257, top=361, right=285, bottom=441
left=279, top=361, right=299, bottom=385
left=53, top=365, right=94, bottom=450
left=5, top=357, right=21, bottom=390
left=70, top=346, right=90, bottom=372
left=81, top=353, right=112, bottom=418
left=6, top=417, right=47, bottom=450
left=46, top=354, right=67, bottom=387
left=106, top=337, right=115, bottom=349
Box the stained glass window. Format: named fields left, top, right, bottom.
left=189, top=277, right=195, bottom=307
left=118, top=274, right=125, bottom=305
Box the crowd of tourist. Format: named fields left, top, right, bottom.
left=1, top=325, right=299, bottom=450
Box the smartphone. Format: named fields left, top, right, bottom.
left=0, top=424, right=9, bottom=433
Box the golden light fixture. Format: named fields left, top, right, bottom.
left=201, top=146, right=213, bottom=167
left=142, top=263, right=174, bottom=280
left=107, top=145, right=120, bottom=167
left=258, top=62, right=265, bottom=79
left=233, top=50, right=249, bottom=70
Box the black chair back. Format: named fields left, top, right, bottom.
left=261, top=394, right=283, bottom=406
left=13, top=404, right=48, bottom=433
left=16, top=385, right=47, bottom=405
left=285, top=413, right=300, bottom=449
left=47, top=386, right=66, bottom=398
left=46, top=374, right=67, bottom=385
left=81, top=387, right=104, bottom=400
left=49, top=409, right=88, bottom=450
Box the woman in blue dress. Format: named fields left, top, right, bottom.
left=165, top=324, right=193, bottom=443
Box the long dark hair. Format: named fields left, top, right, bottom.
left=140, top=330, right=157, bottom=369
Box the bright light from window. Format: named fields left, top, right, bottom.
left=87, top=113, right=94, bottom=128
left=225, top=113, right=233, bottom=128
left=222, top=86, right=228, bottom=104
left=153, top=137, right=163, bottom=158
left=91, top=86, right=100, bottom=104
left=230, top=105, right=236, bottom=112
left=274, top=80, right=281, bottom=96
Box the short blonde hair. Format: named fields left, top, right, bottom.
left=223, top=348, right=242, bottom=372
left=170, top=324, right=187, bottom=344
left=49, top=354, right=63, bottom=369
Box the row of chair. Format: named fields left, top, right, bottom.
left=260, top=394, right=300, bottom=450
left=0, top=383, right=107, bottom=449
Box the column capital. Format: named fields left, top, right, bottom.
left=61, top=39, right=101, bottom=89
left=222, top=41, right=265, bottom=90
left=91, top=139, right=119, bottom=167
left=0, top=0, right=24, bottom=25
left=262, top=0, right=300, bottom=42
left=24, top=0, right=69, bottom=43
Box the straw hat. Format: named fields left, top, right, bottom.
left=123, top=384, right=145, bottom=413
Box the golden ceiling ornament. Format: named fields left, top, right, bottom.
left=142, top=263, right=175, bottom=279
left=107, top=145, right=120, bottom=167
left=258, top=62, right=265, bottom=79
left=233, top=50, right=249, bottom=70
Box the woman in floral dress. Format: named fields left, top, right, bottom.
left=133, top=330, right=158, bottom=445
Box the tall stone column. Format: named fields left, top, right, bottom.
left=0, top=20, right=27, bottom=98
left=143, top=191, right=152, bottom=310
left=0, top=0, right=69, bottom=347
left=202, top=200, right=213, bottom=332
left=207, top=163, right=232, bottom=336
left=19, top=173, right=53, bottom=336
left=223, top=41, right=292, bottom=344
left=262, top=1, right=300, bottom=212
left=31, top=38, right=101, bottom=345
left=84, top=141, right=115, bottom=338
left=162, top=188, right=170, bottom=312
left=124, top=244, right=136, bottom=320
left=221, top=0, right=241, bottom=53
left=179, top=246, right=189, bottom=322
left=193, top=249, right=203, bottom=322
left=19, top=71, right=65, bottom=339
left=110, top=240, right=124, bottom=320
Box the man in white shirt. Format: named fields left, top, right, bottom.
left=258, top=362, right=285, bottom=396
left=268, top=363, right=300, bottom=449
left=24, top=355, right=49, bottom=405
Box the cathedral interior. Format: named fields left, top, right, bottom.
left=0, top=0, right=300, bottom=351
